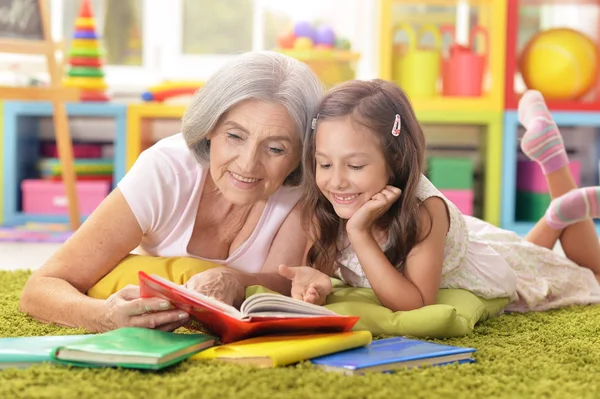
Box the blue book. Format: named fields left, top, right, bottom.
left=0, top=335, right=91, bottom=369
left=311, top=337, right=476, bottom=375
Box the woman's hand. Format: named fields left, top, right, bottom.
left=103, top=285, right=190, bottom=332
left=184, top=267, right=246, bottom=308
left=346, top=185, right=402, bottom=235
left=278, top=264, right=332, bottom=305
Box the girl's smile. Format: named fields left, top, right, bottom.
left=314, top=115, right=389, bottom=219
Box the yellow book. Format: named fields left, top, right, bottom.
left=191, top=331, right=372, bottom=368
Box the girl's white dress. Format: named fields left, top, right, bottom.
left=335, top=175, right=600, bottom=312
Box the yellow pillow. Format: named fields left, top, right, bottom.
left=87, top=254, right=220, bottom=299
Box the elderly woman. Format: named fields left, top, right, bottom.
left=19, top=51, right=323, bottom=333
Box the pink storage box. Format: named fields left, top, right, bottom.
left=517, top=160, right=581, bottom=193
left=21, top=179, right=110, bottom=215
left=440, top=189, right=474, bottom=216
left=40, top=143, right=103, bottom=159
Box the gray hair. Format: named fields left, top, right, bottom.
left=181, top=51, right=324, bottom=186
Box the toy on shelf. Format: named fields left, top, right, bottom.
left=520, top=28, right=599, bottom=101
left=379, top=0, right=507, bottom=112
left=427, top=157, right=475, bottom=216
left=141, top=81, right=204, bottom=102
left=505, top=0, right=600, bottom=111
left=516, top=160, right=581, bottom=221
left=441, top=25, right=489, bottom=97
left=392, top=24, right=442, bottom=99
left=276, top=21, right=360, bottom=88
left=63, top=0, right=109, bottom=102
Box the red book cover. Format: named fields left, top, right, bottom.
left=138, top=272, right=359, bottom=343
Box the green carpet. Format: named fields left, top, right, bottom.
left=2, top=270, right=600, bottom=399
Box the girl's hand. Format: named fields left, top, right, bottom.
left=184, top=267, right=246, bottom=308
left=278, top=264, right=332, bottom=305
left=346, top=185, right=402, bottom=234
left=103, top=285, right=190, bottom=332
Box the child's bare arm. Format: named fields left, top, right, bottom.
left=349, top=197, right=448, bottom=311
left=402, top=197, right=449, bottom=305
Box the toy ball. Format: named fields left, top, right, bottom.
left=277, top=31, right=296, bottom=49
left=293, top=21, right=316, bottom=41
left=294, top=36, right=314, bottom=50
left=315, top=26, right=336, bottom=46
left=520, top=28, right=599, bottom=101
left=334, top=37, right=351, bottom=50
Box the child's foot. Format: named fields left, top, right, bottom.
left=546, top=187, right=600, bottom=229
left=518, top=90, right=569, bottom=175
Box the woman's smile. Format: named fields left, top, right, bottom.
left=228, top=171, right=261, bottom=190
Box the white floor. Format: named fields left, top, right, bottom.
left=0, top=243, right=60, bottom=271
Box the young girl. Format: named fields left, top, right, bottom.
left=279, top=79, right=600, bottom=313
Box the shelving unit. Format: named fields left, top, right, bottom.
left=419, top=110, right=503, bottom=225
left=126, top=103, right=187, bottom=170
left=501, top=110, right=600, bottom=235
left=379, top=0, right=507, bottom=112
left=378, top=0, right=506, bottom=225
left=1, top=101, right=127, bottom=226
left=505, top=0, right=600, bottom=111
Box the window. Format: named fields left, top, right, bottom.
left=61, top=0, right=143, bottom=66
left=53, top=0, right=157, bottom=92
left=0, top=0, right=377, bottom=93
left=182, top=0, right=255, bottom=55
left=160, top=0, right=378, bottom=81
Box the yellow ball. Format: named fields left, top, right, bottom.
left=520, top=28, right=599, bottom=100
left=293, top=37, right=314, bottom=50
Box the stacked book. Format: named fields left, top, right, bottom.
left=0, top=273, right=475, bottom=373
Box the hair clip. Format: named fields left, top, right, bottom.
left=391, top=114, right=401, bottom=136
left=311, top=113, right=320, bottom=130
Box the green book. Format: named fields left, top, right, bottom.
left=51, top=327, right=215, bottom=370
left=0, top=334, right=91, bottom=369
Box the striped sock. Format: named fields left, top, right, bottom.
left=546, top=187, right=600, bottom=229
left=518, top=90, right=569, bottom=175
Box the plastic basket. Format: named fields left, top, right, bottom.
left=279, top=49, right=360, bottom=88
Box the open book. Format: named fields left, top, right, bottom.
left=139, top=272, right=359, bottom=343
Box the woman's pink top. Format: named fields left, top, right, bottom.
left=118, top=133, right=302, bottom=273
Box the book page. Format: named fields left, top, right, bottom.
left=148, top=274, right=244, bottom=319
left=240, top=293, right=340, bottom=318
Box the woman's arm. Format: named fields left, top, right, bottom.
left=348, top=197, right=449, bottom=311
left=19, top=189, right=188, bottom=332
left=244, top=201, right=308, bottom=292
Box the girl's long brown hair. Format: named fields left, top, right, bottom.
left=302, top=79, right=430, bottom=275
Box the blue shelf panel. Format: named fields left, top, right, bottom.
left=3, top=101, right=127, bottom=183
left=2, top=101, right=126, bottom=226
left=501, top=110, right=600, bottom=231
